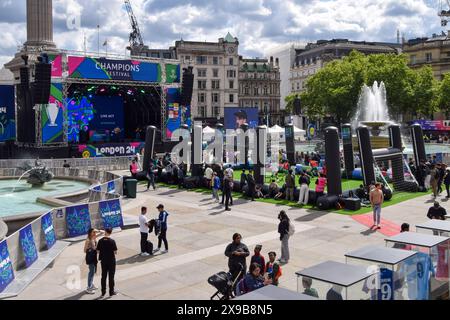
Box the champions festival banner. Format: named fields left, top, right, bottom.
left=68, top=56, right=162, bottom=82
left=66, top=204, right=92, bottom=238
left=411, top=120, right=450, bottom=131
left=0, top=240, right=14, bottom=293
left=0, top=85, right=15, bottom=142
left=99, top=199, right=123, bottom=229
left=41, top=83, right=65, bottom=144
left=41, top=212, right=56, bottom=249
left=165, top=88, right=191, bottom=139
left=78, top=142, right=145, bottom=158
left=49, top=54, right=63, bottom=78
left=19, top=224, right=38, bottom=268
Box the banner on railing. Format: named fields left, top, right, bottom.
left=78, top=142, right=145, bottom=158
left=0, top=240, right=14, bottom=293
left=107, top=181, right=116, bottom=194
left=41, top=212, right=56, bottom=249
left=19, top=225, right=38, bottom=268
left=99, top=199, right=123, bottom=229
left=66, top=204, right=92, bottom=238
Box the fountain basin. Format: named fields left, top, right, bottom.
left=0, top=178, right=92, bottom=219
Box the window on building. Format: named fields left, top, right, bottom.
left=199, top=106, right=206, bottom=118
left=163, top=52, right=171, bottom=59
left=213, top=68, right=219, bottom=77
left=297, top=83, right=300, bottom=90
left=229, top=58, right=234, bottom=66
left=229, top=80, right=234, bottom=89
left=184, top=55, right=191, bottom=63
left=151, top=52, right=160, bottom=58
left=213, top=56, right=219, bottom=65
left=264, top=86, right=268, bottom=95
left=198, top=80, right=207, bottom=90
left=196, top=56, right=207, bottom=65
left=198, top=93, right=206, bottom=103
left=227, top=70, right=236, bottom=78
left=410, top=55, right=416, bottom=64
left=263, top=102, right=269, bottom=113
left=212, top=92, right=220, bottom=103
left=197, top=69, right=207, bottom=77
left=254, top=87, right=259, bottom=96
left=426, top=52, right=432, bottom=62
left=229, top=94, right=234, bottom=103
left=244, top=86, right=249, bottom=95
left=212, top=80, right=220, bottom=89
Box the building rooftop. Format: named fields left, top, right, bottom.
left=0, top=68, right=14, bottom=84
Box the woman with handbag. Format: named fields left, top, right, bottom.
left=84, top=228, right=103, bottom=294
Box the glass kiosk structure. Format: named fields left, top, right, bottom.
left=416, top=220, right=450, bottom=237
left=345, top=246, right=418, bottom=300
left=234, top=285, right=318, bottom=301
left=295, top=261, right=378, bottom=300
left=385, top=232, right=450, bottom=300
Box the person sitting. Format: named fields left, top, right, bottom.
left=235, top=263, right=272, bottom=296
left=427, top=201, right=447, bottom=220
left=268, top=180, right=280, bottom=198
left=274, top=185, right=286, bottom=200
left=255, top=185, right=264, bottom=199
left=356, top=185, right=367, bottom=201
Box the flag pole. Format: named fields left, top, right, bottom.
left=97, top=25, right=100, bottom=56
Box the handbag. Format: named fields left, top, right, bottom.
left=85, top=248, right=97, bottom=265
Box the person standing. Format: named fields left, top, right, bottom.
left=221, top=168, right=234, bottom=206
left=212, top=172, right=221, bottom=203
left=204, top=166, right=214, bottom=187
left=298, top=172, right=310, bottom=206
left=444, top=167, right=450, bottom=199
left=430, top=165, right=439, bottom=198
left=154, top=204, right=169, bottom=254
left=84, top=228, right=103, bottom=294
left=223, top=175, right=233, bottom=212
left=315, top=173, right=327, bottom=200
left=146, top=162, right=156, bottom=191
left=247, top=171, right=256, bottom=201
left=278, top=211, right=291, bottom=264
left=224, top=233, right=250, bottom=283
left=250, top=245, right=265, bottom=276
left=437, top=164, right=445, bottom=195
left=370, top=183, right=384, bottom=229
left=139, top=207, right=150, bottom=256
left=96, top=228, right=118, bottom=298
left=240, top=170, right=248, bottom=189
left=130, top=159, right=138, bottom=178
left=285, top=170, right=295, bottom=202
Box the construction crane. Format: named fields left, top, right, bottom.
left=439, top=0, right=450, bottom=26
left=124, top=0, right=145, bottom=51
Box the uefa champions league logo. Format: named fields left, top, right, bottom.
left=46, top=103, right=60, bottom=127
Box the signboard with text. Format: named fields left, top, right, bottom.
left=411, top=120, right=450, bottom=131
left=99, top=199, right=123, bottom=229
left=78, top=142, right=145, bottom=158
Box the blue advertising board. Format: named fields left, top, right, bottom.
left=0, top=85, right=15, bottom=142
left=99, top=199, right=123, bottom=229
left=0, top=240, right=14, bottom=293
left=66, top=204, right=92, bottom=238
left=41, top=212, right=56, bottom=249
left=19, top=224, right=38, bottom=268
left=224, top=107, right=259, bottom=130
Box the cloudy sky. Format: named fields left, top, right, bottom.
left=0, top=0, right=445, bottom=67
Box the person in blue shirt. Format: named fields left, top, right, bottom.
left=212, top=172, right=221, bottom=202
left=236, top=263, right=272, bottom=296
left=154, top=204, right=169, bottom=254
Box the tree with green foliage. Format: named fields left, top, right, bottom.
left=436, top=73, right=450, bottom=119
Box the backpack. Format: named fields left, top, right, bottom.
left=288, top=221, right=295, bottom=236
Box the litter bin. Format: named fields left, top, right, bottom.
left=125, top=179, right=138, bottom=198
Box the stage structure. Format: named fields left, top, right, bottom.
left=11, top=50, right=185, bottom=152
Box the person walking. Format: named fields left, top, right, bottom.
left=146, top=161, right=156, bottom=191
left=370, top=183, right=384, bottom=229
left=224, top=233, right=250, bottom=283
left=285, top=170, right=295, bottom=202
left=278, top=211, right=291, bottom=264
left=298, top=172, right=310, bottom=206
left=96, top=228, right=118, bottom=298
left=84, top=228, right=103, bottom=294
left=430, top=165, right=439, bottom=198
left=139, top=207, right=150, bottom=256
left=154, top=204, right=169, bottom=254
left=212, top=172, right=221, bottom=203
left=444, top=167, right=450, bottom=199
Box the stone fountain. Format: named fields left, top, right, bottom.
left=352, top=81, right=393, bottom=149
left=18, top=160, right=54, bottom=187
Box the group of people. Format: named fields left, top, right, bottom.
left=409, top=158, right=450, bottom=198
left=83, top=203, right=170, bottom=297
left=223, top=211, right=294, bottom=296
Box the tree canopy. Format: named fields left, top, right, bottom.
left=286, top=51, right=442, bottom=125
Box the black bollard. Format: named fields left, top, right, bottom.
left=325, top=126, right=342, bottom=196
left=357, top=126, right=376, bottom=187
left=143, top=126, right=156, bottom=173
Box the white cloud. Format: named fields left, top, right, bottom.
left=0, top=0, right=446, bottom=67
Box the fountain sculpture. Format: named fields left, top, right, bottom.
left=18, top=160, right=54, bottom=187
